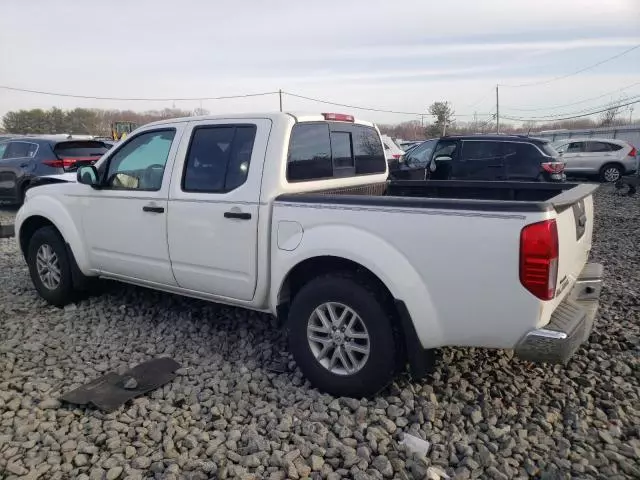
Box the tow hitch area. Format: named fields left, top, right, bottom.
left=60, top=357, right=181, bottom=412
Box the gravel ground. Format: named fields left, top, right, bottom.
left=1, top=186, right=639, bottom=480
left=0, top=204, right=17, bottom=226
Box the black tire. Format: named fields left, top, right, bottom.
left=27, top=226, right=76, bottom=307
left=287, top=273, right=398, bottom=397
left=600, top=163, right=622, bottom=183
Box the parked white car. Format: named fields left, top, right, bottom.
left=552, top=138, right=638, bottom=182
left=16, top=112, right=602, bottom=397
left=380, top=134, right=405, bottom=161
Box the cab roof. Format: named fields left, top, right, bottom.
left=145, top=112, right=375, bottom=128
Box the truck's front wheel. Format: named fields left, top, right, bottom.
left=27, top=226, right=76, bottom=307
left=287, top=273, right=398, bottom=397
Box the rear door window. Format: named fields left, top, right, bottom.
left=586, top=141, right=612, bottom=152
left=182, top=125, right=257, bottom=193
left=287, top=123, right=385, bottom=181
left=460, top=141, right=503, bottom=162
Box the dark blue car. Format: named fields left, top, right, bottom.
left=0, top=136, right=112, bottom=204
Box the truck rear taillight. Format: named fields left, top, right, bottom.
left=322, top=113, right=354, bottom=122
left=392, top=154, right=402, bottom=159
left=542, top=162, right=565, bottom=174
left=628, top=146, right=637, bottom=157
left=520, top=219, right=558, bottom=301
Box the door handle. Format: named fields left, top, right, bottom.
left=224, top=211, right=251, bottom=220
left=142, top=205, right=164, bottom=213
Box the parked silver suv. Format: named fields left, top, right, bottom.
left=552, top=138, right=638, bottom=183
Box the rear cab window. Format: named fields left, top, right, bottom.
left=286, top=122, right=386, bottom=182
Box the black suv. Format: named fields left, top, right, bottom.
left=389, top=135, right=566, bottom=182
left=0, top=136, right=112, bottom=204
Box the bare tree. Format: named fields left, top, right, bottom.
left=599, top=102, right=621, bottom=127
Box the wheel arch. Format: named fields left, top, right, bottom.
left=275, top=253, right=439, bottom=379
left=17, top=196, right=91, bottom=275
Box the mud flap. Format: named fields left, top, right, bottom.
left=60, top=357, right=181, bottom=412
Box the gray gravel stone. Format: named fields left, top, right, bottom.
left=0, top=188, right=638, bottom=480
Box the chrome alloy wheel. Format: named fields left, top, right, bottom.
left=306, top=302, right=370, bottom=376
left=36, top=244, right=61, bottom=290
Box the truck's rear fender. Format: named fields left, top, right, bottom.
left=271, top=224, right=444, bottom=349
left=17, top=195, right=90, bottom=275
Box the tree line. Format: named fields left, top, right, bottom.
left=1, top=107, right=209, bottom=135
left=2, top=103, right=635, bottom=139
left=379, top=100, right=637, bottom=141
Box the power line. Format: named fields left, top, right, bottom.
left=499, top=43, right=640, bottom=88
left=504, top=94, right=640, bottom=120
left=284, top=91, right=489, bottom=117
left=0, top=85, right=279, bottom=102
left=502, top=80, right=640, bottom=112
left=502, top=98, right=640, bottom=122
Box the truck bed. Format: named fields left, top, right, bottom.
left=277, top=180, right=598, bottom=213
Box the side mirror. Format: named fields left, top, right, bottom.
left=77, top=165, right=100, bottom=188
left=429, top=159, right=437, bottom=172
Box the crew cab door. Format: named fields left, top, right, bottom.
left=167, top=118, right=270, bottom=301
left=81, top=126, right=183, bottom=285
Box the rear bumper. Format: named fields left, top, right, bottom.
left=514, top=263, right=603, bottom=364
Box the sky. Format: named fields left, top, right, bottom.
left=0, top=0, right=639, bottom=126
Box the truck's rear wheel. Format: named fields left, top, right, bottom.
left=287, top=273, right=398, bottom=397
left=27, top=226, right=76, bottom=307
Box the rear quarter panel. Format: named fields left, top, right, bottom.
left=271, top=199, right=548, bottom=350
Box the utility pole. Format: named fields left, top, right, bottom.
left=630, top=106, right=634, bottom=124
left=279, top=90, right=283, bottom=112
left=495, top=84, right=500, bottom=134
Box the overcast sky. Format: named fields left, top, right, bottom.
left=0, top=0, right=639, bottom=125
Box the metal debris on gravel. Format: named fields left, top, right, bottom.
left=0, top=186, right=639, bottom=479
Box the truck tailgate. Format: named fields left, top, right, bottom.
left=548, top=184, right=597, bottom=313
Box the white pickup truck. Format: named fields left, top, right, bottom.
left=16, top=112, right=603, bottom=397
